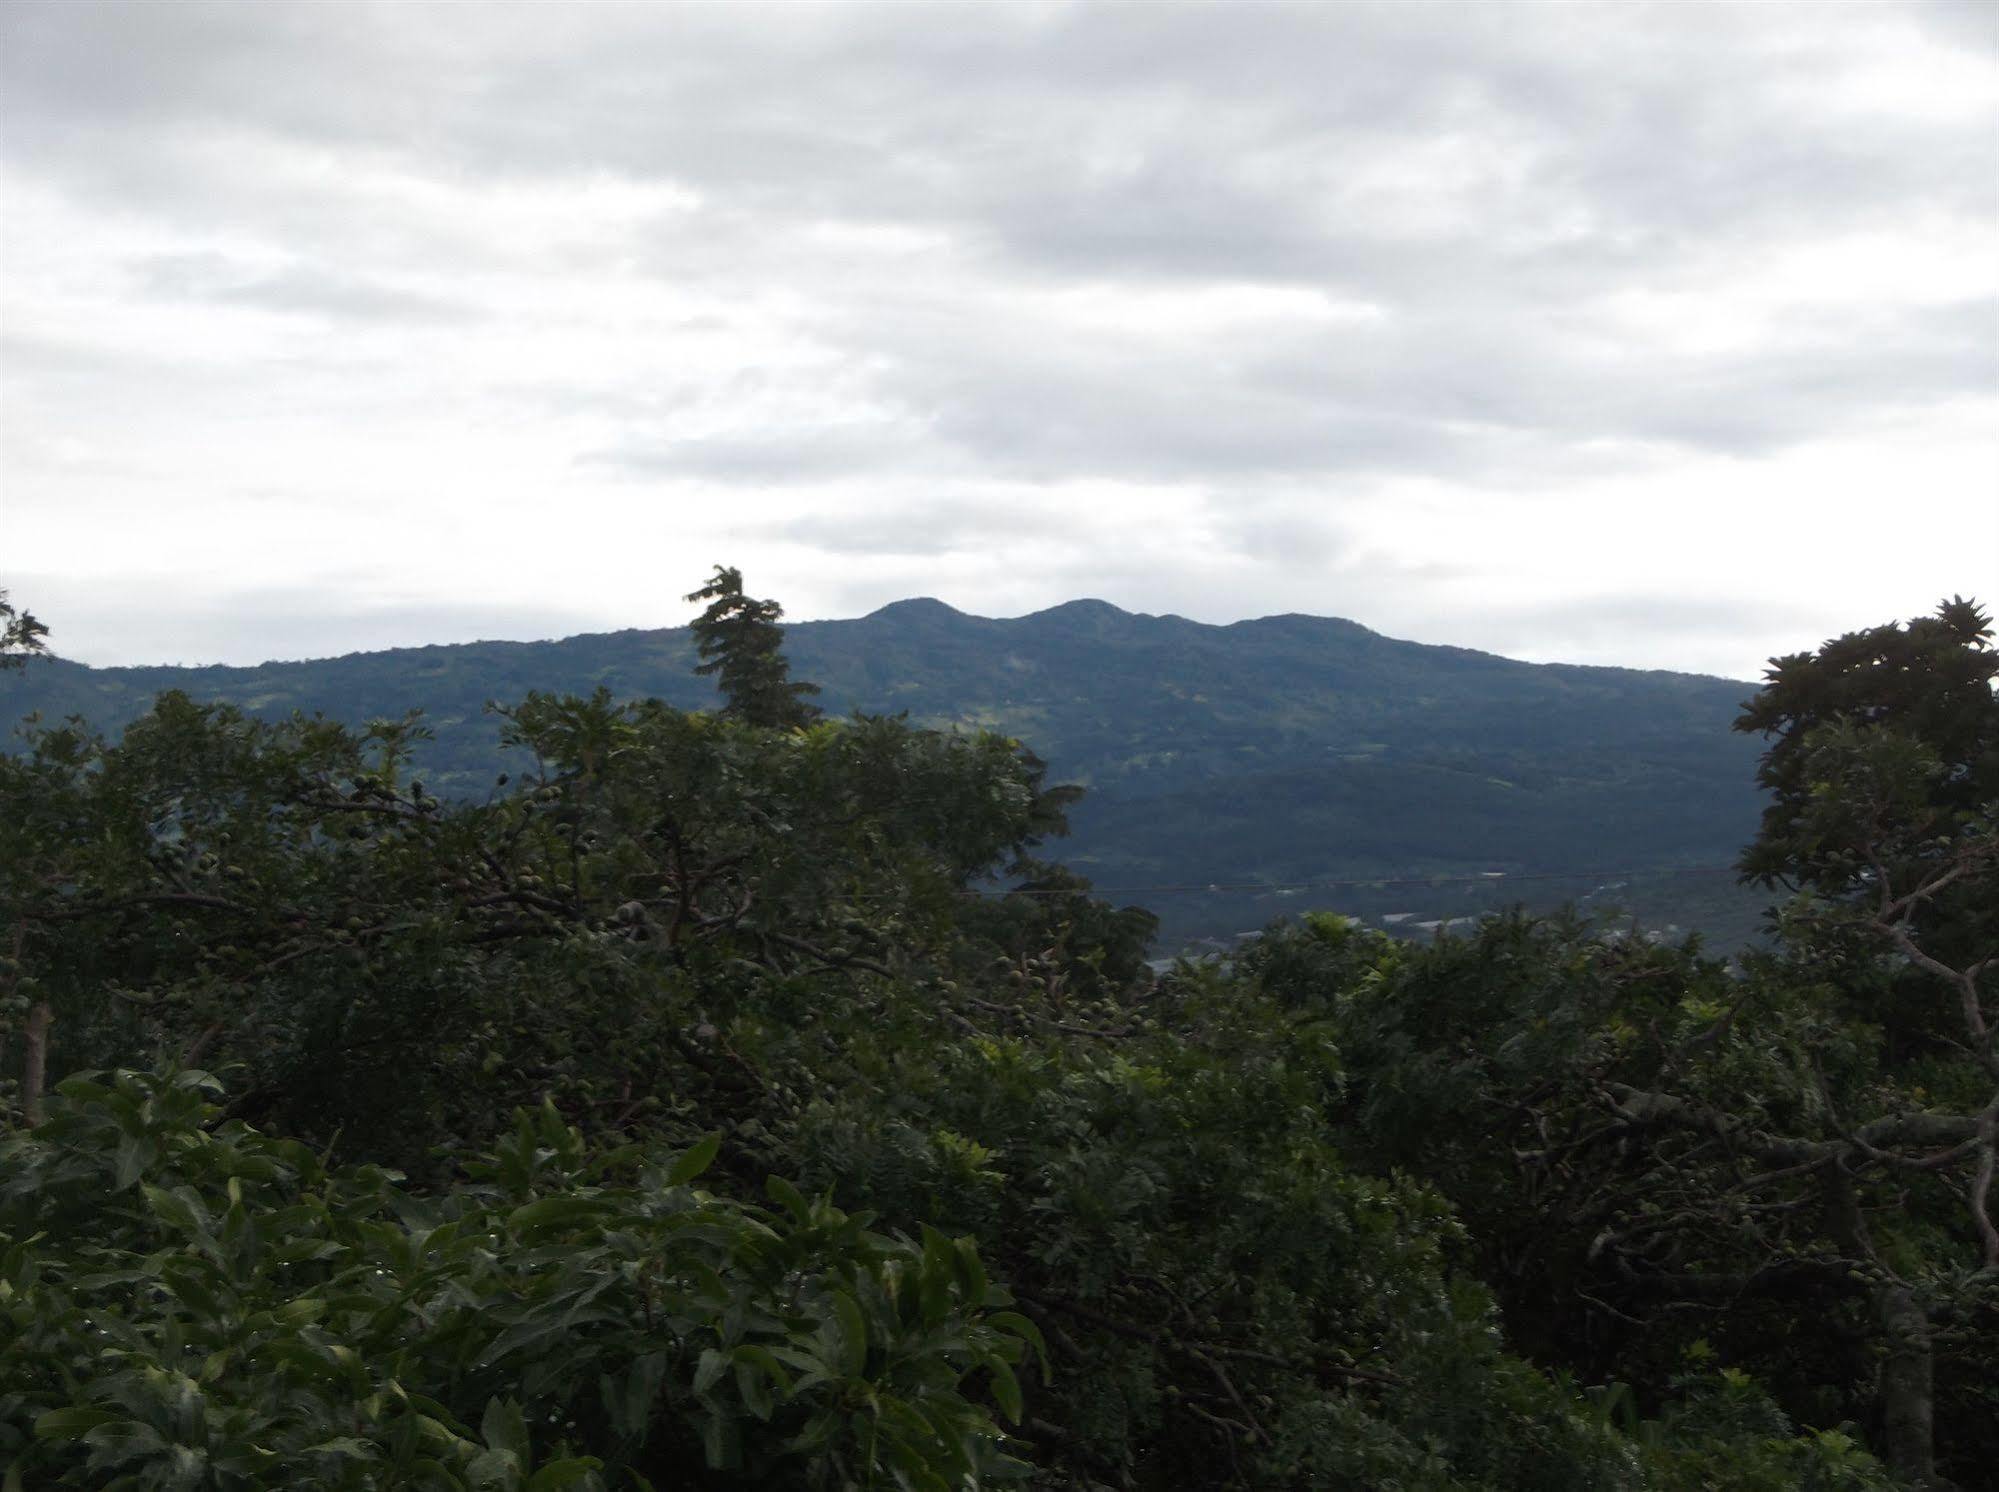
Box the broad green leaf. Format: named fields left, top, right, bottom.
left=506, top=1195, right=612, bottom=1234
left=482, top=1396, right=532, bottom=1462
left=730, top=1344, right=793, bottom=1394
left=468, top=1445, right=521, bottom=1488
left=601, top=1353, right=667, bottom=1440
left=113, top=1133, right=156, bottom=1191
left=829, top=1290, right=868, bottom=1378
left=985, top=1356, right=1023, bottom=1424
left=982, top=1311, right=1049, bottom=1375
left=736, top=1355, right=776, bottom=1419
left=952, top=1238, right=987, bottom=1303
left=665, top=1134, right=721, bottom=1187
left=81, top=1419, right=170, bottom=1469
left=694, top=1347, right=730, bottom=1396
left=34, top=1407, right=123, bottom=1439
left=527, top=1460, right=605, bottom=1491
left=141, top=1183, right=205, bottom=1236
left=764, top=1174, right=810, bottom=1222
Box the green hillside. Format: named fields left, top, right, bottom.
left=0, top=598, right=1772, bottom=946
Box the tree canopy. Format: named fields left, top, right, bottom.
left=6, top=589, right=1990, bottom=1487
left=1305, top=600, right=1997, bottom=1487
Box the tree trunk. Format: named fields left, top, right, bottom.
left=1824, top=1166, right=1943, bottom=1486
left=1876, top=1281, right=1939, bottom=1488
left=22, top=999, right=51, bottom=1125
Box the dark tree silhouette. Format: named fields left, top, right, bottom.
left=683, top=566, right=821, bottom=729
left=0, top=590, right=48, bottom=671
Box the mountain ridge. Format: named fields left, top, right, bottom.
left=2, top=598, right=1771, bottom=945
left=35, top=597, right=1753, bottom=686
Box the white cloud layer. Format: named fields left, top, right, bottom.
left=2, top=0, right=1994, bottom=677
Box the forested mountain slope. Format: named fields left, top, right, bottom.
left=0, top=598, right=1769, bottom=944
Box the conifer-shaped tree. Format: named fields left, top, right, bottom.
left=684, top=566, right=821, bottom=728
left=0, top=589, right=48, bottom=671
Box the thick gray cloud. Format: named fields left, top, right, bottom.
left=1, top=0, right=1994, bottom=675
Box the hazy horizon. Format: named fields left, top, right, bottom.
left=13, top=586, right=1835, bottom=686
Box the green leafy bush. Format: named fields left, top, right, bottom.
left=3, top=1068, right=1039, bottom=1490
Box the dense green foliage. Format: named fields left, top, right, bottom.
left=1238, top=600, right=1996, bottom=1488
left=4, top=1069, right=1037, bottom=1489
left=2, top=683, right=1649, bottom=1487
left=0, top=597, right=1769, bottom=948
left=0, top=686, right=1081, bottom=1159
left=5, top=590, right=1988, bottom=1487
left=1737, top=596, right=1998, bottom=999
left=1240, top=909, right=1991, bottom=1487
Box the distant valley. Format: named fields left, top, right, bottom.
left=0, top=599, right=1774, bottom=948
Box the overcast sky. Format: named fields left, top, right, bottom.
left=3, top=0, right=1995, bottom=678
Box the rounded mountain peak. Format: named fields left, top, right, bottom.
left=864, top=597, right=967, bottom=622
left=1023, top=598, right=1130, bottom=622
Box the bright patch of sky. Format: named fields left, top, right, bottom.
left=2, top=0, right=1994, bottom=677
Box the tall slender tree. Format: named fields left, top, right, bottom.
left=684, top=566, right=821, bottom=728
left=0, top=590, right=48, bottom=671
